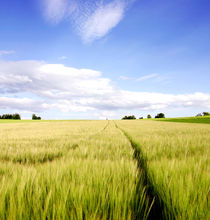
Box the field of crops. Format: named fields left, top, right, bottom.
left=0, top=119, right=209, bottom=219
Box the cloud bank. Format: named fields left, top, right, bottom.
left=42, top=0, right=130, bottom=42
left=0, top=60, right=210, bottom=116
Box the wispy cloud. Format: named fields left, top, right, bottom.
left=119, top=75, right=134, bottom=80
left=120, top=73, right=159, bottom=81
left=0, top=50, right=15, bottom=56
left=137, top=73, right=158, bottom=81
left=42, top=0, right=76, bottom=24
left=78, top=1, right=126, bottom=43
left=58, top=56, right=68, bottom=60
left=42, top=0, right=131, bottom=42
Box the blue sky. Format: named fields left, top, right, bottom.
left=0, top=0, right=210, bottom=119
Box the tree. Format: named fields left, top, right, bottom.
left=147, top=114, right=152, bottom=119
left=12, top=113, right=21, bottom=120
left=0, top=114, right=21, bottom=119
left=2, top=114, right=12, bottom=119
left=203, top=112, right=210, bottom=116
left=139, top=117, right=143, bottom=119
left=32, top=114, right=41, bottom=120
left=155, top=113, right=165, bottom=118
left=122, top=115, right=136, bottom=120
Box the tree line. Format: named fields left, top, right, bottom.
left=0, top=113, right=21, bottom=120
left=122, top=113, right=165, bottom=120
left=0, top=114, right=42, bottom=120
left=196, top=112, right=210, bottom=116
left=122, top=111, right=210, bottom=120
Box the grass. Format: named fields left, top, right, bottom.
left=116, top=120, right=210, bottom=219
left=154, top=116, right=210, bottom=124
left=0, top=119, right=209, bottom=219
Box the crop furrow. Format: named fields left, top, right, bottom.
left=115, top=122, right=176, bottom=220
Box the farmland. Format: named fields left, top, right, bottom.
left=0, top=120, right=209, bottom=219
left=155, top=116, right=210, bottom=124
left=117, top=120, right=210, bottom=219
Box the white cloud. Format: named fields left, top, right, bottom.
left=0, top=60, right=112, bottom=97
left=0, top=60, right=210, bottom=116
left=42, top=0, right=130, bottom=42
left=0, top=50, right=15, bottom=56
left=0, top=97, right=44, bottom=112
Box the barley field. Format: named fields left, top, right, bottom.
left=0, top=119, right=209, bottom=219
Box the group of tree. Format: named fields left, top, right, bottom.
left=139, top=115, right=151, bottom=119
left=32, top=114, right=41, bottom=120
left=122, top=115, right=136, bottom=120
left=155, top=113, right=165, bottom=118
left=122, top=113, right=165, bottom=120
left=142, top=113, right=165, bottom=119
left=196, top=112, right=210, bottom=117
left=0, top=113, right=21, bottom=120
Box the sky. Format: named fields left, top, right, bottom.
left=0, top=0, right=210, bottom=119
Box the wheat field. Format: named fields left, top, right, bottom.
left=0, top=119, right=209, bottom=219
left=117, top=120, right=210, bottom=219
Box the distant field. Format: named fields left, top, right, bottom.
left=154, top=116, right=210, bottom=124
left=0, top=119, right=88, bottom=123
left=0, top=119, right=30, bottom=123
left=0, top=120, right=209, bottom=219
